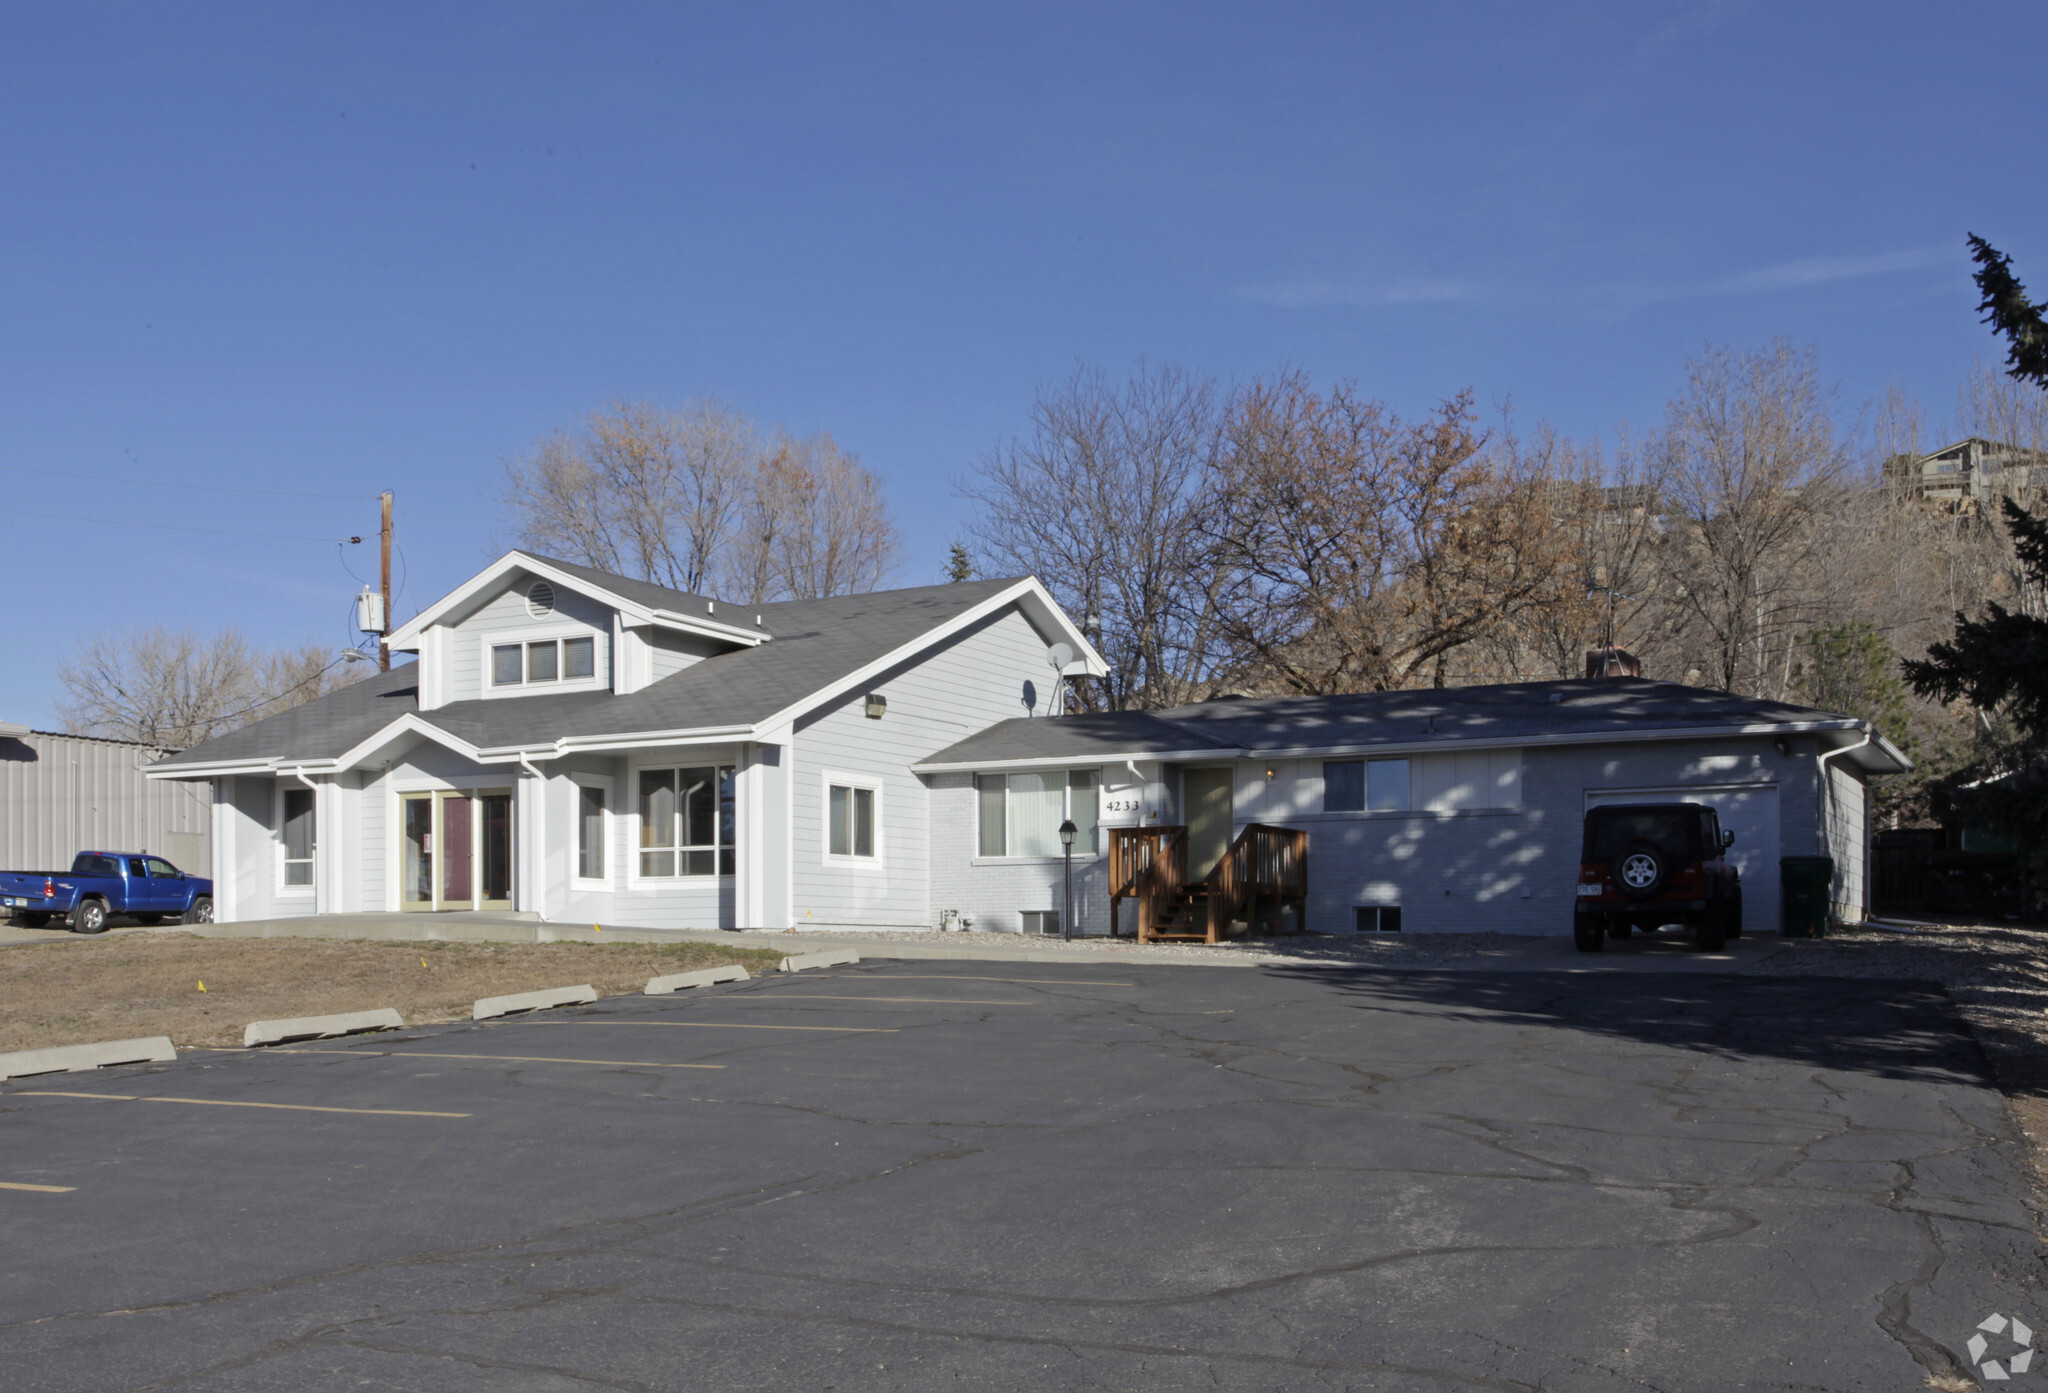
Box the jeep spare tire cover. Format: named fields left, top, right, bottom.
left=1615, top=843, right=1666, bottom=897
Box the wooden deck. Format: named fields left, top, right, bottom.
left=1108, top=823, right=1309, bottom=944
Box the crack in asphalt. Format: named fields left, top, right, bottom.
left=4, top=970, right=2037, bottom=1392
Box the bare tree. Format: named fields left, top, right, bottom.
left=56, top=628, right=364, bottom=749
left=1205, top=374, right=1577, bottom=694
left=503, top=397, right=757, bottom=594
left=1650, top=341, right=1853, bottom=697
left=962, top=361, right=1230, bottom=710
left=503, top=398, right=896, bottom=602
left=733, top=432, right=899, bottom=603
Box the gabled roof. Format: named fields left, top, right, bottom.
left=386, top=551, right=771, bottom=652
left=916, top=677, right=1912, bottom=775
left=150, top=570, right=1108, bottom=777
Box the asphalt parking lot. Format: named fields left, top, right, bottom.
left=1, top=959, right=2041, bottom=1391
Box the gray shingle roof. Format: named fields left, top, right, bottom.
left=513, top=553, right=770, bottom=635
left=154, top=574, right=1027, bottom=769
left=919, top=678, right=1876, bottom=767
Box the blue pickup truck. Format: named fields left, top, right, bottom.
left=0, top=852, right=214, bottom=933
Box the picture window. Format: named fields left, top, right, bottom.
left=638, top=766, right=735, bottom=877
left=977, top=770, right=1097, bottom=856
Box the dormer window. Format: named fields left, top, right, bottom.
left=493, top=635, right=596, bottom=686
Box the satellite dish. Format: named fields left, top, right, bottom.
left=1048, top=642, right=1074, bottom=671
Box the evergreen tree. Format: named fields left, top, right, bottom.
left=1902, top=498, right=2048, bottom=873
left=1970, top=235, right=2048, bottom=389
left=945, top=542, right=975, bottom=582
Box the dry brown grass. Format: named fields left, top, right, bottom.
left=0, top=933, right=784, bottom=1052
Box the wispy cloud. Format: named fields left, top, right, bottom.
left=1235, top=277, right=1476, bottom=309
left=1702, top=247, right=1948, bottom=296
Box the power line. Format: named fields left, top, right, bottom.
left=12, top=508, right=353, bottom=543
left=0, top=461, right=377, bottom=501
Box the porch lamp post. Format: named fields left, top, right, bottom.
left=1058, top=818, right=1077, bottom=942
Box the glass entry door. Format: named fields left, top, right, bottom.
left=400, top=789, right=513, bottom=911
left=401, top=795, right=435, bottom=910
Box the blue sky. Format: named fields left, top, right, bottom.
left=3, top=2, right=2042, bottom=726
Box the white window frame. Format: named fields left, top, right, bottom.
left=480, top=624, right=609, bottom=700
left=570, top=774, right=614, bottom=887
left=275, top=782, right=317, bottom=897
left=973, top=768, right=1101, bottom=862
left=820, top=770, right=885, bottom=869
left=629, top=759, right=737, bottom=884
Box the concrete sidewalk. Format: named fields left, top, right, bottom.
left=2, top=909, right=1816, bottom=973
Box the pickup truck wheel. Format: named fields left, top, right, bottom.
left=183, top=896, right=214, bottom=925
left=1574, top=918, right=1607, bottom=952
left=1726, top=894, right=1743, bottom=938
left=70, top=899, right=109, bottom=934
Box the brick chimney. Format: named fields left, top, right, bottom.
left=1585, top=647, right=1642, bottom=679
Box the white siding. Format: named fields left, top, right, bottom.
left=648, top=629, right=731, bottom=682
left=792, top=605, right=1064, bottom=931
left=443, top=583, right=615, bottom=704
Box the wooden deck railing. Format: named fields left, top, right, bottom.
left=1110, top=822, right=1307, bottom=943
left=1206, top=823, right=1309, bottom=940
left=1108, top=826, right=1187, bottom=941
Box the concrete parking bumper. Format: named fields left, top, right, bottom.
left=243, top=1008, right=405, bottom=1048
left=644, top=965, right=750, bottom=995
left=0, top=1036, right=176, bottom=1081
left=779, top=949, right=860, bottom=973
left=472, top=985, right=598, bottom=1020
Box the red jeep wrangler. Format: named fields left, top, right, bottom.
left=1574, top=803, right=1742, bottom=952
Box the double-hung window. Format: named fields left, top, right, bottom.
left=827, top=783, right=876, bottom=859
left=281, top=787, right=316, bottom=886
left=1322, top=759, right=1410, bottom=813
left=976, top=770, right=1098, bottom=856
left=639, top=766, right=735, bottom=877
left=492, top=635, right=597, bottom=687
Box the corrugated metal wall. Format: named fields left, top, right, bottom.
left=0, top=731, right=212, bottom=874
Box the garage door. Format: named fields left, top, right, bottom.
left=1585, top=785, right=1780, bottom=934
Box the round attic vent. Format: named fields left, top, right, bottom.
left=526, top=581, right=556, bottom=619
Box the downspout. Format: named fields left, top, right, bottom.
left=518, top=753, right=550, bottom=922
left=292, top=769, right=324, bottom=915
left=1814, top=726, right=1873, bottom=925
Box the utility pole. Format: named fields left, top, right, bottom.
left=379, top=491, right=393, bottom=672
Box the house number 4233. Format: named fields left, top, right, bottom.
left=1104, top=798, right=1140, bottom=813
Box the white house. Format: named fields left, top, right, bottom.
left=146, top=552, right=1908, bottom=936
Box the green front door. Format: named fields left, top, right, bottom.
left=1183, top=766, right=1235, bottom=881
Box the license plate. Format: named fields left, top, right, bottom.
left=1576, top=884, right=1603, bottom=897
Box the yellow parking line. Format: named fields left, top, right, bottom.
left=862, top=976, right=1138, bottom=987
left=280, top=1049, right=723, bottom=1069
left=511, top=1021, right=898, bottom=1033
left=753, top=995, right=1035, bottom=1006
left=0, top=1181, right=75, bottom=1193
left=17, top=1091, right=468, bottom=1118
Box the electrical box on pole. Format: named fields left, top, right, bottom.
left=356, top=587, right=386, bottom=634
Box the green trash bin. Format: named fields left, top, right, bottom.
left=1780, top=856, right=1835, bottom=938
